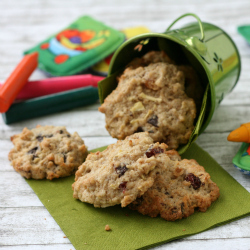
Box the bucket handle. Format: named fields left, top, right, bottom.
left=166, top=13, right=205, bottom=42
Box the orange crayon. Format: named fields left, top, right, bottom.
left=0, top=52, right=38, bottom=113
left=227, top=123, right=250, bottom=143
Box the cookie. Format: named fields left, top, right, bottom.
left=72, top=132, right=170, bottom=208
left=99, top=61, right=196, bottom=149
left=177, top=65, right=204, bottom=112
left=129, top=51, right=204, bottom=111
left=127, top=50, right=175, bottom=68
left=129, top=152, right=220, bottom=221
left=8, top=125, right=88, bottom=180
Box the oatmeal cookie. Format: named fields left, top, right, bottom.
left=127, top=50, right=175, bottom=68
left=177, top=65, right=204, bottom=111
left=72, top=132, right=170, bottom=208
left=128, top=51, right=204, bottom=110
left=129, top=152, right=220, bottom=221
left=8, top=125, right=88, bottom=180
left=99, top=61, right=196, bottom=149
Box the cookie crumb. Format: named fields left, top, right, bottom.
left=105, top=225, right=111, bottom=231
left=44, top=218, right=46, bottom=220
left=63, top=236, right=67, bottom=238
left=182, top=229, right=186, bottom=231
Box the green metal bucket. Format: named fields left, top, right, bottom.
left=98, top=13, right=241, bottom=154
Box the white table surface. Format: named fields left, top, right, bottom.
left=1, top=0, right=250, bottom=249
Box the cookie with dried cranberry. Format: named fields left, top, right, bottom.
left=99, top=61, right=196, bottom=149
left=72, top=132, right=169, bottom=208
left=129, top=153, right=220, bottom=221
left=8, top=125, right=88, bottom=180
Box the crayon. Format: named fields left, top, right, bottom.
left=227, top=123, right=250, bottom=143
left=0, top=52, right=38, bottom=113
left=1, top=74, right=105, bottom=100
left=2, top=86, right=99, bottom=124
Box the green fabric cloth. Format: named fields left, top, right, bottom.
left=26, top=143, right=250, bottom=250
left=24, top=16, right=125, bottom=76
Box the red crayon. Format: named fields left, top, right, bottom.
left=12, top=74, right=105, bottom=100
left=0, top=52, right=38, bottom=113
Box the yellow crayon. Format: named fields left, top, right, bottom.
left=227, top=123, right=250, bottom=143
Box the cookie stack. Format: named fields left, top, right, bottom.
left=72, top=132, right=219, bottom=221
left=8, top=51, right=218, bottom=221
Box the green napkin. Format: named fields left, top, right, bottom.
left=26, top=143, right=250, bottom=250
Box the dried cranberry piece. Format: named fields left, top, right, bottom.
left=145, top=146, right=164, bottom=158
left=119, top=181, right=127, bottom=192
left=36, top=135, right=43, bottom=142
left=135, top=127, right=144, bottom=133
left=115, top=164, right=128, bottom=177
left=147, top=115, right=159, bottom=127
left=28, top=147, right=38, bottom=155
left=36, top=134, right=53, bottom=141
left=185, top=173, right=201, bottom=190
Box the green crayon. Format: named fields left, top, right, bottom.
left=2, top=86, right=99, bottom=124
